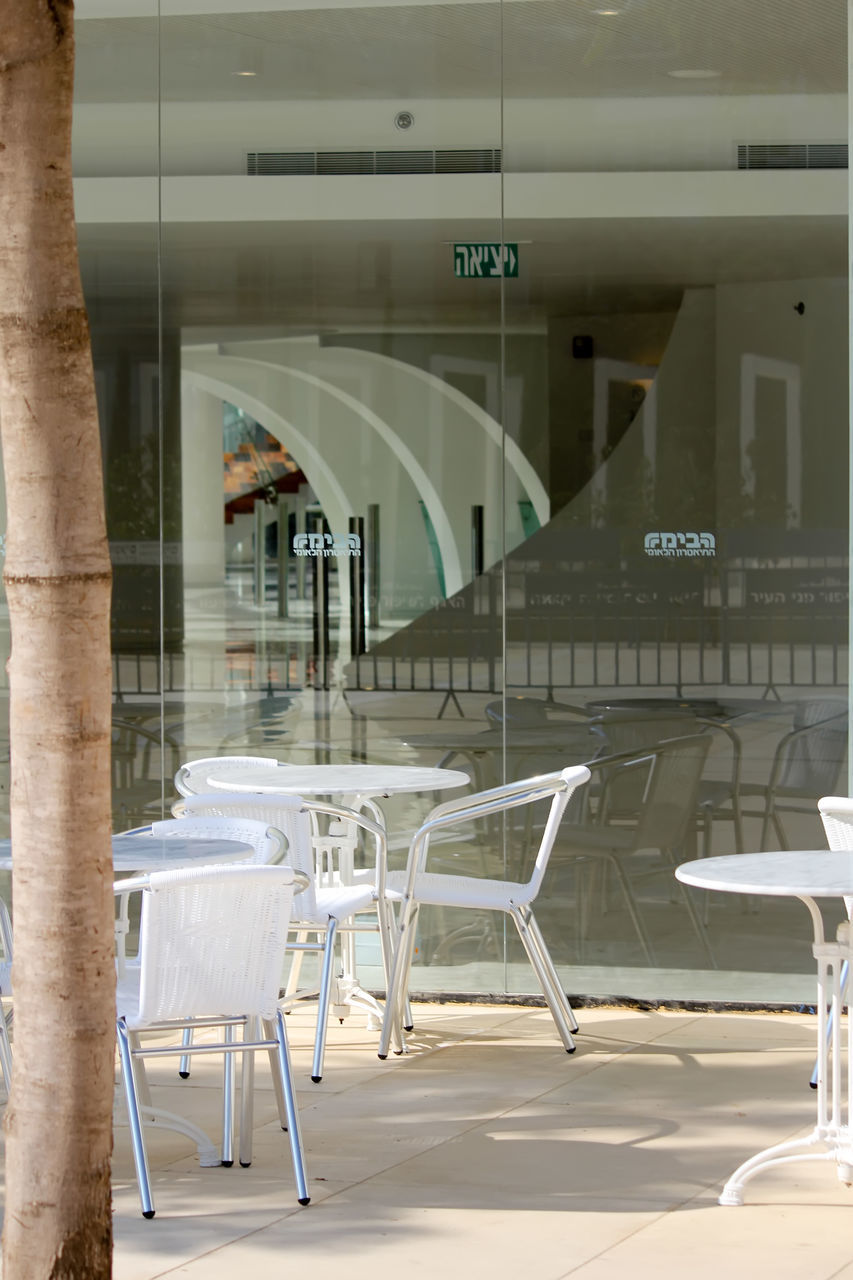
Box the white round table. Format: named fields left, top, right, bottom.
left=676, top=850, right=853, bottom=1206
left=0, top=832, right=255, bottom=874
left=204, top=763, right=470, bottom=800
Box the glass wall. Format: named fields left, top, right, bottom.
left=4, top=0, right=843, bottom=1005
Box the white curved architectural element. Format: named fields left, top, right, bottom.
left=181, top=336, right=547, bottom=624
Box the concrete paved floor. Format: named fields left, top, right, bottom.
left=110, top=1001, right=853, bottom=1280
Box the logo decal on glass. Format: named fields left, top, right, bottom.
left=644, top=532, right=715, bottom=558
left=292, top=533, right=361, bottom=558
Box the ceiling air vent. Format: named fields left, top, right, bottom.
left=436, top=148, right=501, bottom=173
left=247, top=148, right=502, bottom=176
left=376, top=150, right=434, bottom=174
left=737, top=142, right=848, bottom=170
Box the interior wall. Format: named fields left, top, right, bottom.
left=71, top=93, right=846, bottom=177
left=715, top=276, right=848, bottom=528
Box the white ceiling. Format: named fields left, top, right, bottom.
left=73, top=1, right=848, bottom=327
left=74, top=0, right=846, bottom=104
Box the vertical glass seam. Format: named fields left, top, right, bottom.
left=156, top=0, right=166, bottom=816
left=499, top=0, right=508, bottom=991
left=849, top=0, right=853, bottom=794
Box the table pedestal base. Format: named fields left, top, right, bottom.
left=720, top=1131, right=853, bottom=1206
left=720, top=919, right=853, bottom=1205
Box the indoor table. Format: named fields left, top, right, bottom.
left=676, top=850, right=853, bottom=1206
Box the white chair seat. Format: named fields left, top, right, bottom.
left=312, top=883, right=388, bottom=920
left=385, top=869, right=529, bottom=912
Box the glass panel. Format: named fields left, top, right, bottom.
left=501, top=0, right=849, bottom=1003
left=73, top=4, right=166, bottom=833
left=158, top=2, right=505, bottom=992
left=25, top=0, right=845, bottom=1009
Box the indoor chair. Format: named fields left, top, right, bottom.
left=740, top=700, right=847, bottom=849
left=552, top=734, right=715, bottom=966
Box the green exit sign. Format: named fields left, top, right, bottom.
left=454, top=242, right=518, bottom=278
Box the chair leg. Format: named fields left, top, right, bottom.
left=600, top=854, right=656, bottom=965
left=311, top=918, right=338, bottom=1083
left=663, top=848, right=717, bottom=968
left=178, top=1025, right=193, bottom=1079
left=510, top=906, right=576, bottom=1052
left=116, top=1019, right=155, bottom=1219
left=378, top=900, right=418, bottom=1059
left=239, top=1020, right=256, bottom=1168
left=269, top=1011, right=310, bottom=1205
left=267, top=1020, right=290, bottom=1130
left=221, top=1024, right=236, bottom=1166
left=523, top=908, right=579, bottom=1034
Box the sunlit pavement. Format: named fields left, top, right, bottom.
left=103, top=1001, right=853, bottom=1280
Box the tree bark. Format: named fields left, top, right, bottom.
left=0, top=3, right=114, bottom=1276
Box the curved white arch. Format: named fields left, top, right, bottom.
left=233, top=356, right=463, bottom=595
left=181, top=365, right=353, bottom=525
left=319, top=344, right=550, bottom=527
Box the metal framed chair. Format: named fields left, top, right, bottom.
left=591, top=709, right=743, bottom=857
left=552, top=734, right=715, bottom=966
left=378, top=765, right=591, bottom=1060
left=740, top=700, right=847, bottom=850
left=115, top=863, right=309, bottom=1218
left=180, top=790, right=400, bottom=1078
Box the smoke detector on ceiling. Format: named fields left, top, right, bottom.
left=394, top=111, right=415, bottom=131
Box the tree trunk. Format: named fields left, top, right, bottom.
left=0, top=4, right=114, bottom=1276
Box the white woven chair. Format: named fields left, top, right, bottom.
left=378, top=765, right=591, bottom=1059
left=181, top=790, right=401, bottom=1077
left=114, top=815, right=286, bottom=987
left=173, top=755, right=280, bottom=799
left=115, top=863, right=309, bottom=1218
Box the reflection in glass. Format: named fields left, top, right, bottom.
left=40, top=1, right=850, bottom=1006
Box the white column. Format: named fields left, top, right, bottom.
left=180, top=381, right=226, bottom=588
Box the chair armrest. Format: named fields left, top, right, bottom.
left=299, top=799, right=389, bottom=897
left=398, top=768, right=589, bottom=897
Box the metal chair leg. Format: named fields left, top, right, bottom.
left=511, top=905, right=576, bottom=1052
left=179, top=1025, right=193, bottom=1079
left=269, top=1012, right=310, bottom=1205
left=378, top=901, right=418, bottom=1059
left=239, top=1025, right=256, bottom=1167
left=311, top=918, right=338, bottom=1083
left=116, top=1019, right=155, bottom=1219
left=523, top=908, right=579, bottom=1034
left=221, top=1024, right=235, bottom=1166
